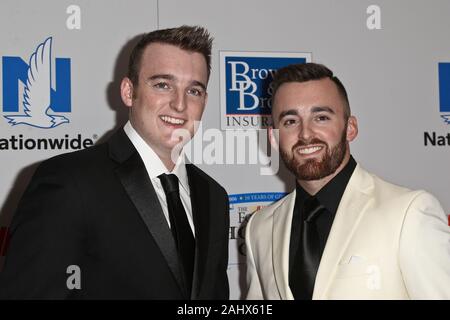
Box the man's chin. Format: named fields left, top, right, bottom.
left=296, top=161, right=328, bottom=181
left=297, top=167, right=335, bottom=181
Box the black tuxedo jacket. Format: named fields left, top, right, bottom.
left=0, top=129, right=229, bottom=299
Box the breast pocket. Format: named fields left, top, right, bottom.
left=329, top=257, right=383, bottom=298
left=335, top=261, right=371, bottom=278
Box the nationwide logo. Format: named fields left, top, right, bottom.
left=438, top=63, right=450, bottom=124
left=0, top=134, right=95, bottom=151
left=423, top=63, right=450, bottom=147
left=2, top=37, right=71, bottom=129
left=220, top=51, right=311, bottom=129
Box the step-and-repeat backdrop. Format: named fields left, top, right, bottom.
left=1, top=0, right=449, bottom=299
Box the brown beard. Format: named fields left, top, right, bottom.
left=280, top=127, right=348, bottom=181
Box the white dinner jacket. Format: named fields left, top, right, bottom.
left=245, top=164, right=450, bottom=299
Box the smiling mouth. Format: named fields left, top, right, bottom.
left=160, top=115, right=186, bottom=125
left=296, top=145, right=324, bottom=155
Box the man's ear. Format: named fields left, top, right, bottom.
left=120, top=77, right=134, bottom=107
left=346, top=116, right=358, bottom=142
left=268, top=126, right=280, bottom=151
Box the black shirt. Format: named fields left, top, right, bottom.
left=289, top=155, right=357, bottom=277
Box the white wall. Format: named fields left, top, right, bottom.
left=1, top=0, right=448, bottom=299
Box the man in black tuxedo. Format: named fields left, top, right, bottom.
left=0, top=25, right=229, bottom=299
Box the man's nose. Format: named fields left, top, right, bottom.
left=169, top=89, right=186, bottom=112
left=298, top=122, right=313, bottom=141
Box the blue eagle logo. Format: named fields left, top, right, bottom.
left=4, top=37, right=69, bottom=128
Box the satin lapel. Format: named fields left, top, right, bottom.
left=109, top=131, right=186, bottom=297
left=186, top=165, right=210, bottom=299
left=272, top=191, right=296, bottom=300
left=312, top=165, right=374, bottom=299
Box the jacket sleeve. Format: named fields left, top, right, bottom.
left=0, top=160, right=86, bottom=299
left=399, top=191, right=450, bottom=299
left=216, top=193, right=230, bottom=300
left=245, top=212, right=265, bottom=300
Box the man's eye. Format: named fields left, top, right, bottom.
left=187, top=88, right=204, bottom=97
left=153, top=82, right=170, bottom=89
left=316, top=115, right=330, bottom=121
left=283, top=119, right=297, bottom=126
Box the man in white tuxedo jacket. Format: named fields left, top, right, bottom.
left=245, top=63, right=450, bottom=300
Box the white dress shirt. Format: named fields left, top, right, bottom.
left=123, top=121, right=195, bottom=236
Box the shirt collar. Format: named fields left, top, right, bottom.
left=296, top=155, right=357, bottom=214
left=123, top=121, right=190, bottom=195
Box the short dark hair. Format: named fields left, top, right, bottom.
left=271, top=63, right=351, bottom=120
left=127, top=25, right=213, bottom=86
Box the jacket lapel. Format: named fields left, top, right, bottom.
left=312, top=165, right=375, bottom=299
left=186, top=164, right=210, bottom=299
left=108, top=129, right=187, bottom=297
left=272, top=191, right=296, bottom=300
